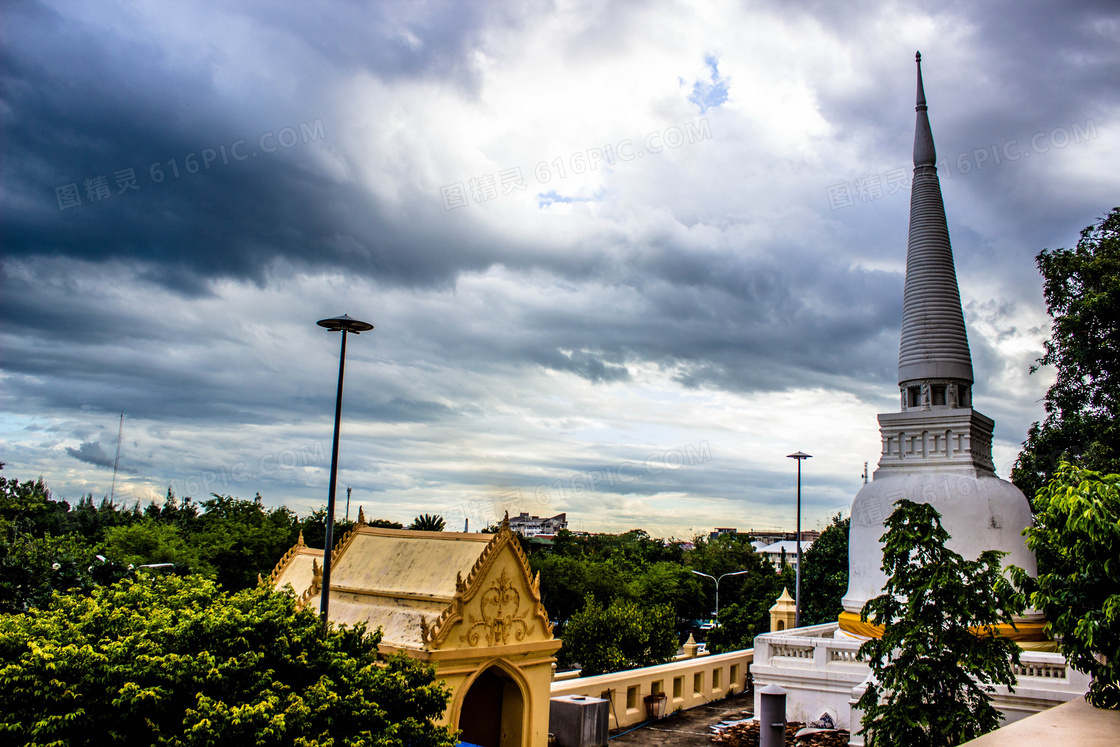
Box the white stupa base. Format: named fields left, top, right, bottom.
left=751, top=624, right=1090, bottom=747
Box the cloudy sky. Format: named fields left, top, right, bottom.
left=2, top=0, right=1118, bottom=537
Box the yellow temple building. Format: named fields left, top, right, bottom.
left=267, top=512, right=560, bottom=747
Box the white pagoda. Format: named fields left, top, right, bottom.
left=749, top=54, right=1088, bottom=744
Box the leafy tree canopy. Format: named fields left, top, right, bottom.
left=1013, top=207, right=1120, bottom=500
left=799, top=513, right=849, bottom=626
left=1010, top=464, right=1120, bottom=709
left=0, top=574, right=456, bottom=747
left=858, top=500, right=1024, bottom=747
left=557, top=596, right=678, bottom=676
left=706, top=562, right=794, bottom=654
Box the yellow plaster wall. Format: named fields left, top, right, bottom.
left=436, top=649, right=559, bottom=747
left=423, top=534, right=559, bottom=747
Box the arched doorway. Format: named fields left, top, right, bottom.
left=459, top=665, right=525, bottom=747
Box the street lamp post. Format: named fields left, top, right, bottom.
left=691, top=569, right=750, bottom=625
left=316, top=314, right=374, bottom=631
left=786, top=451, right=812, bottom=628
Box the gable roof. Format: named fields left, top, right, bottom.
left=268, top=516, right=554, bottom=652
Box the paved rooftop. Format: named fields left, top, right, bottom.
left=608, top=691, right=754, bottom=747
left=962, top=696, right=1120, bottom=747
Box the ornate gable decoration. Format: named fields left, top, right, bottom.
left=267, top=529, right=306, bottom=585
left=420, top=516, right=553, bottom=650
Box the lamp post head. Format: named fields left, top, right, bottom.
left=317, top=314, right=374, bottom=333
left=787, top=451, right=812, bottom=460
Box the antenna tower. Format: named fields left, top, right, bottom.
left=110, top=412, right=124, bottom=502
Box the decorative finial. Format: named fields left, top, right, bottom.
left=312, top=558, right=322, bottom=583
left=357, top=506, right=366, bottom=526
left=913, top=52, right=936, bottom=166
left=297, top=528, right=305, bottom=546
left=915, top=52, right=927, bottom=110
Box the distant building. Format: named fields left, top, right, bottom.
left=508, top=512, right=567, bottom=537
left=747, top=529, right=790, bottom=545
left=756, top=539, right=814, bottom=571
left=709, top=527, right=737, bottom=540
left=747, top=529, right=821, bottom=545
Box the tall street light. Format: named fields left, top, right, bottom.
left=316, top=314, right=373, bottom=631
left=691, top=569, right=750, bottom=625
left=786, top=451, right=812, bottom=628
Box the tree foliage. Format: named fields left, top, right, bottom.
left=0, top=462, right=398, bottom=612
left=408, top=514, right=446, bottom=532
left=527, top=528, right=796, bottom=660
left=557, top=596, right=678, bottom=675
left=799, top=513, right=849, bottom=626
left=1010, top=464, right=1120, bottom=709
left=706, top=562, right=794, bottom=653
left=1013, top=207, right=1120, bottom=500
left=857, top=500, right=1024, bottom=747
left=0, top=574, right=456, bottom=747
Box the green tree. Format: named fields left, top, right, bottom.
left=292, top=506, right=355, bottom=549
left=409, top=514, right=446, bottom=532
left=1012, top=207, right=1120, bottom=500
left=558, top=596, right=678, bottom=675
left=531, top=554, right=591, bottom=627
left=0, top=467, right=69, bottom=538
left=0, top=574, right=456, bottom=747
left=0, top=532, right=120, bottom=614
left=706, top=564, right=794, bottom=653
left=100, top=520, right=210, bottom=575
left=800, top=514, right=849, bottom=626
left=625, top=561, right=706, bottom=627
left=98, top=494, right=295, bottom=592
left=1010, top=464, right=1120, bottom=709
left=193, top=493, right=295, bottom=590
left=857, top=500, right=1023, bottom=747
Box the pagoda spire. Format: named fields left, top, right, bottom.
left=913, top=51, right=936, bottom=166
left=897, top=52, right=974, bottom=408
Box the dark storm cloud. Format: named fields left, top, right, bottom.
left=0, top=0, right=516, bottom=292
left=66, top=440, right=112, bottom=467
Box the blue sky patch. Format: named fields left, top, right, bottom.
left=688, top=55, right=729, bottom=113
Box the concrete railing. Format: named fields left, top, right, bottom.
left=754, top=623, right=867, bottom=672
left=752, top=623, right=1092, bottom=742
left=549, top=649, right=754, bottom=730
